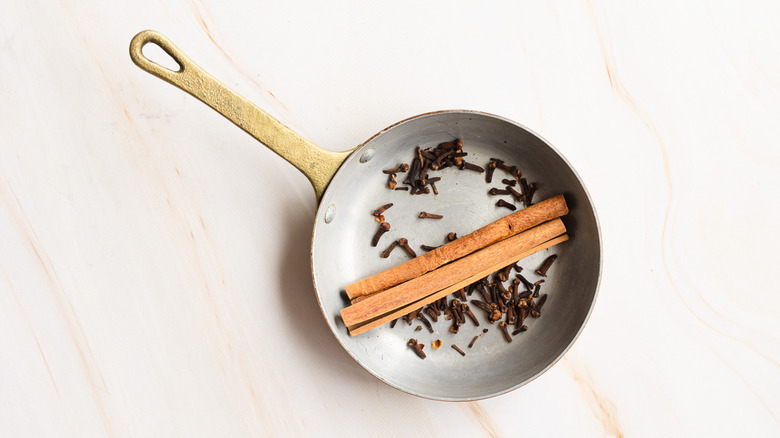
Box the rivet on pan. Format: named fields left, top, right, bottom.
left=359, top=148, right=375, bottom=163
left=324, top=204, right=336, bottom=224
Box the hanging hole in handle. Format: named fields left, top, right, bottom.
left=141, top=42, right=183, bottom=73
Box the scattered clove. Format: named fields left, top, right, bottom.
left=417, top=312, right=434, bottom=333
left=536, top=254, right=558, bottom=277
left=373, top=203, right=394, bottom=217
left=496, top=199, right=516, bottom=211
left=468, top=335, right=480, bottom=348
left=451, top=344, right=466, bottom=356
left=489, top=188, right=511, bottom=196
left=419, top=211, right=444, bottom=219
left=383, top=163, right=409, bottom=174
left=499, top=322, right=512, bottom=343
left=398, top=238, right=417, bottom=258
left=371, top=222, right=391, bottom=247
left=380, top=240, right=398, bottom=258
left=512, top=325, right=528, bottom=336
left=407, top=339, right=426, bottom=359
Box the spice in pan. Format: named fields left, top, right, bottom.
left=394, top=139, right=476, bottom=195
left=368, top=150, right=560, bottom=356
left=451, top=344, right=466, bottom=356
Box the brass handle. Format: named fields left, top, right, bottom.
left=129, top=30, right=352, bottom=202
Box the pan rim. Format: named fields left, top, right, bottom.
left=309, top=109, right=603, bottom=401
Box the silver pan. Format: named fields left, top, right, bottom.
left=130, top=30, right=602, bottom=401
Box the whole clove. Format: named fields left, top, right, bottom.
left=496, top=199, right=516, bottom=211
left=383, top=163, right=409, bottom=174
left=387, top=173, right=397, bottom=189
left=462, top=304, right=479, bottom=326
left=489, top=188, right=511, bottom=196
left=398, top=238, right=417, bottom=258
left=403, top=308, right=420, bottom=325
left=486, top=161, right=497, bottom=183
left=407, top=339, right=426, bottom=359
left=373, top=203, right=394, bottom=217
left=507, top=186, right=524, bottom=203
left=527, top=182, right=539, bottom=205
left=499, top=322, right=512, bottom=343
left=516, top=273, right=534, bottom=291
left=417, top=312, right=434, bottom=333
left=512, top=325, right=528, bottom=336
left=419, top=211, right=444, bottom=219
left=498, top=265, right=513, bottom=282
left=371, top=222, right=391, bottom=247
left=380, top=240, right=398, bottom=258
left=535, top=294, right=548, bottom=313
left=464, top=162, right=485, bottom=173
left=424, top=307, right=439, bottom=323
left=536, top=254, right=558, bottom=277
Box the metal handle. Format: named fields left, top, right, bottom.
left=129, top=30, right=352, bottom=202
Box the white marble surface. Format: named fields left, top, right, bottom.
left=2, top=1, right=779, bottom=436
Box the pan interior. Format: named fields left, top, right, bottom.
left=312, top=111, right=600, bottom=400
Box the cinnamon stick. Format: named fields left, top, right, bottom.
left=341, top=219, right=567, bottom=334
left=345, top=195, right=568, bottom=300
left=346, top=233, right=568, bottom=335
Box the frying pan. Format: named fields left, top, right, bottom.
left=130, top=30, right=602, bottom=401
